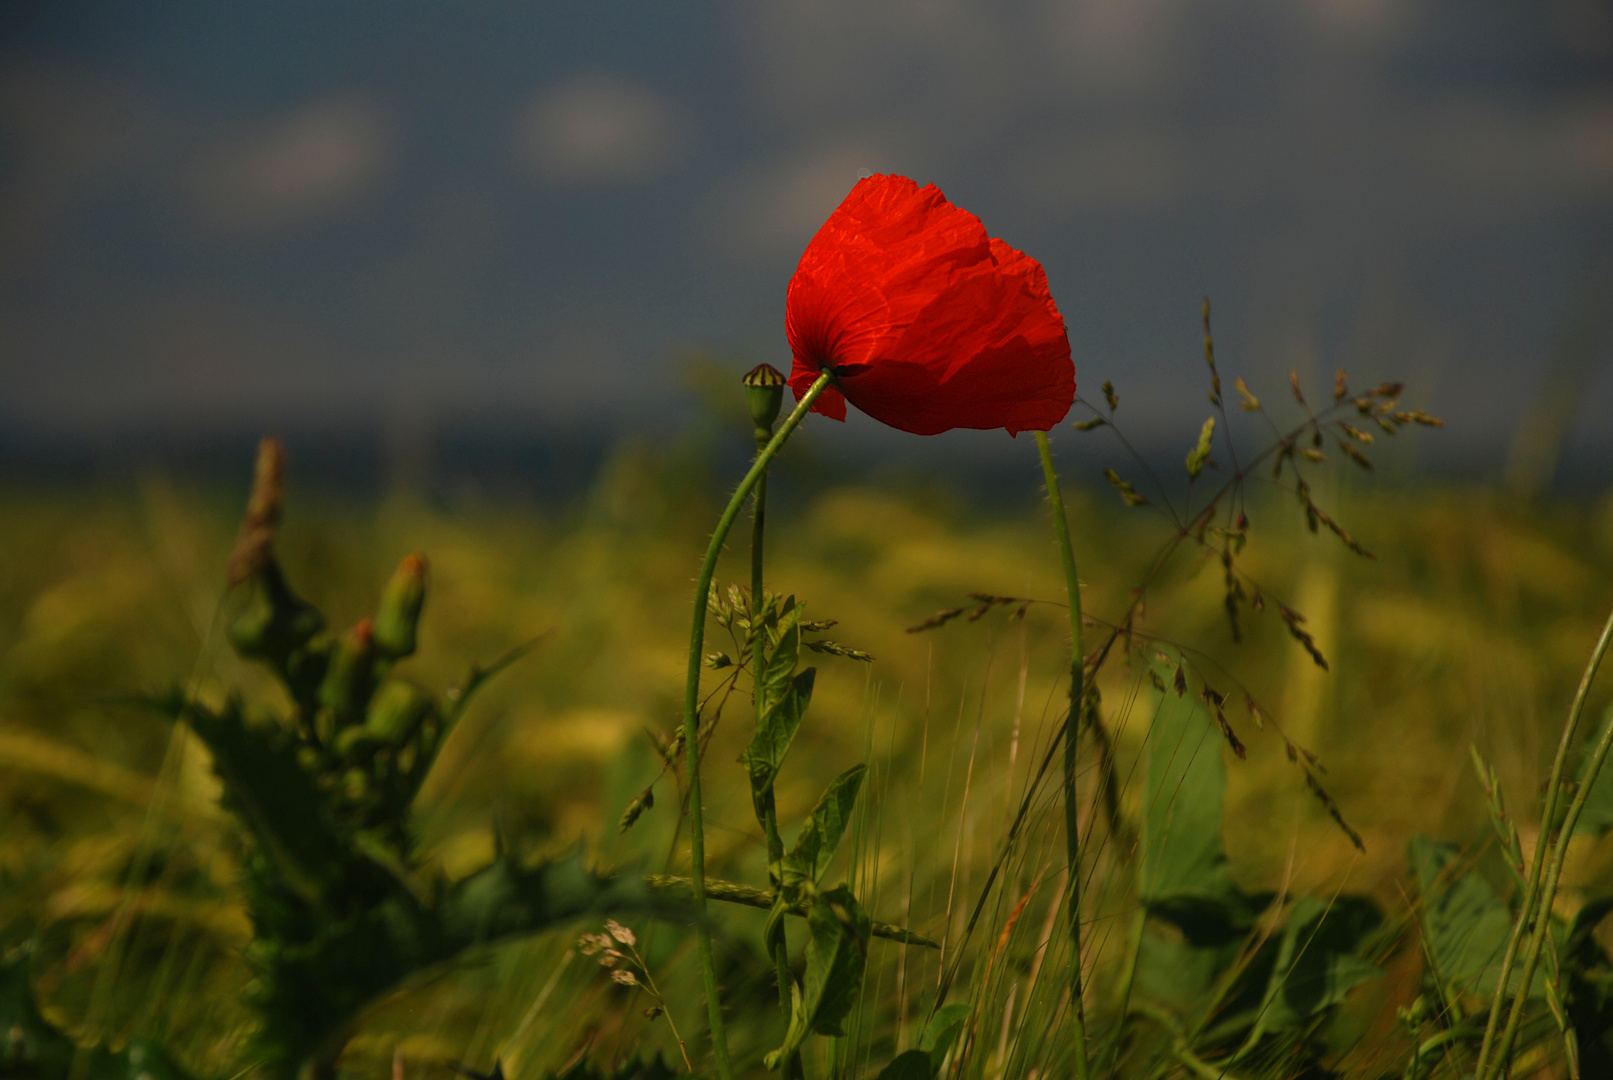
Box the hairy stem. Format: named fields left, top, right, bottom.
left=1483, top=604, right=1613, bottom=1080
left=683, top=372, right=832, bottom=1079
left=1034, top=428, right=1091, bottom=1080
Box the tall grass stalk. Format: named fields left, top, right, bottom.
left=681, top=371, right=832, bottom=1078
left=1481, top=603, right=1613, bottom=1080
left=1033, top=428, right=1091, bottom=1080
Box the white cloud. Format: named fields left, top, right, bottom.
left=187, top=94, right=394, bottom=232
left=514, top=74, right=688, bottom=184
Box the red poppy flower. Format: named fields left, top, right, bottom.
left=786, top=174, right=1074, bottom=437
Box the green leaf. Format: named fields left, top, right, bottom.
left=760, top=601, right=804, bottom=715
left=781, top=764, right=867, bottom=888
left=765, top=884, right=870, bottom=1067
left=1243, top=895, right=1383, bottom=1042
left=1575, top=702, right=1613, bottom=837
left=1139, top=656, right=1248, bottom=927
left=872, top=1051, right=933, bottom=1080
left=1410, top=835, right=1545, bottom=1003
left=739, top=668, right=816, bottom=797
left=920, top=1002, right=973, bottom=1069
left=1132, top=915, right=1251, bottom=1017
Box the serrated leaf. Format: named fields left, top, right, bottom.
left=739, top=668, right=816, bottom=796
left=781, top=764, right=867, bottom=888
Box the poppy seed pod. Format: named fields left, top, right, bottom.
left=374, top=553, right=427, bottom=659
left=786, top=174, right=1074, bottom=436
left=743, top=363, right=787, bottom=440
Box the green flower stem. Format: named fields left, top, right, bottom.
left=1033, top=428, right=1091, bottom=1080
left=750, top=430, right=803, bottom=1078
left=683, top=371, right=832, bottom=1079
left=1482, top=603, right=1613, bottom=1080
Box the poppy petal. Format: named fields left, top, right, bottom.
left=785, top=174, right=1073, bottom=436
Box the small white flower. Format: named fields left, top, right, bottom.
left=605, top=919, right=636, bottom=947
left=577, top=935, right=600, bottom=956
left=611, top=969, right=639, bottom=986
left=600, top=949, right=622, bottom=968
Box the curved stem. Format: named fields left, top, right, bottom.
left=1483, top=603, right=1613, bottom=1079
left=1034, top=428, right=1091, bottom=1080
left=683, top=372, right=832, bottom=1079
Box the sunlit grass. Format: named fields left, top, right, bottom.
left=3, top=450, right=1612, bottom=1077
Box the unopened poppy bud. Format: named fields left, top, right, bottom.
left=743, top=363, right=787, bottom=440
left=374, top=553, right=428, bottom=659
left=319, top=618, right=376, bottom=725
left=364, top=680, right=433, bottom=745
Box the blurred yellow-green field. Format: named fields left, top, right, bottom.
left=4, top=441, right=1613, bottom=1077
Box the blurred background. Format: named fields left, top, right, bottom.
left=1, top=0, right=1610, bottom=494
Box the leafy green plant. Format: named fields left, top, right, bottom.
left=139, top=439, right=665, bottom=1080
left=1116, top=654, right=1385, bottom=1078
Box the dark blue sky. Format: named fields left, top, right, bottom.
left=1, top=1, right=1610, bottom=481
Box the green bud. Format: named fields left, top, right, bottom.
left=333, top=725, right=380, bottom=760
left=341, top=767, right=371, bottom=801
left=374, top=553, right=428, bottom=659
left=227, top=560, right=325, bottom=663
left=318, top=618, right=376, bottom=726
left=364, top=680, right=433, bottom=745
left=743, top=363, right=787, bottom=441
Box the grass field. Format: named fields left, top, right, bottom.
left=4, top=438, right=1613, bottom=1079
